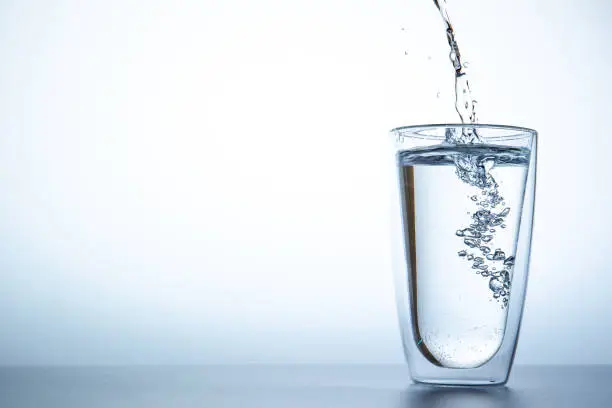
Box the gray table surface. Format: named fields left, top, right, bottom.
left=0, top=365, right=610, bottom=407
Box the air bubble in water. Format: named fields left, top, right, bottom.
left=464, top=238, right=479, bottom=248
left=458, top=250, right=467, bottom=257
left=476, top=224, right=488, bottom=232
left=504, top=256, right=515, bottom=266
left=473, top=210, right=491, bottom=223
left=489, top=278, right=504, bottom=292
left=481, top=158, right=495, bottom=172
left=490, top=249, right=505, bottom=260
left=464, top=229, right=481, bottom=238
left=500, top=270, right=510, bottom=283
left=490, top=218, right=503, bottom=226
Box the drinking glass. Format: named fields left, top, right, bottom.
left=389, top=124, right=537, bottom=386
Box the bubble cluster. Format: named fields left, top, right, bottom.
left=454, top=157, right=515, bottom=307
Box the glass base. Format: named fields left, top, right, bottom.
left=412, top=377, right=508, bottom=387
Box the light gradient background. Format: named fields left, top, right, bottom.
left=0, top=0, right=609, bottom=366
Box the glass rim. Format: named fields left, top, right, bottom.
left=390, top=123, right=537, bottom=141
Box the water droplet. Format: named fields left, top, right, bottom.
left=458, top=250, right=467, bottom=257
left=456, top=229, right=465, bottom=237
left=493, top=293, right=500, bottom=299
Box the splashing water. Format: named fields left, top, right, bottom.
left=431, top=0, right=514, bottom=306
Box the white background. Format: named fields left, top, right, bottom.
left=0, top=0, right=610, bottom=365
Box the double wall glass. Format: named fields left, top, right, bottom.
left=389, top=124, right=537, bottom=385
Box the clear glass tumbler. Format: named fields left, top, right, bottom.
left=389, top=124, right=537, bottom=386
